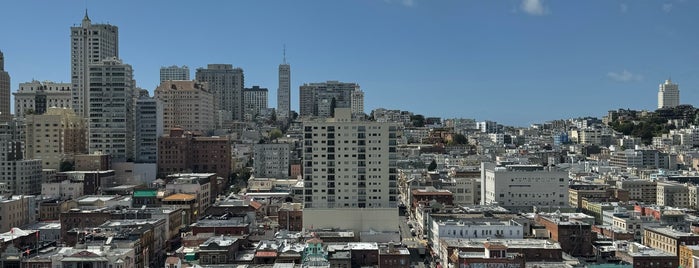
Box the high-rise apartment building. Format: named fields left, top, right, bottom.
left=160, top=65, right=190, bottom=82
left=302, top=108, right=398, bottom=209
left=301, top=108, right=399, bottom=232
left=70, top=11, right=119, bottom=118
left=154, top=80, right=214, bottom=133
left=0, top=51, right=10, bottom=123
left=14, top=80, right=72, bottom=118
left=25, top=107, right=88, bottom=169
left=87, top=57, right=135, bottom=161
left=0, top=123, right=42, bottom=195
left=243, top=86, right=268, bottom=120
left=658, top=79, right=680, bottom=109
left=135, top=94, right=163, bottom=163
left=195, top=64, right=244, bottom=121
left=253, top=143, right=290, bottom=179
left=278, top=53, right=291, bottom=121
left=299, top=81, right=364, bottom=118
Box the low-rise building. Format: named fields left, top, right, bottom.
left=643, top=226, right=699, bottom=256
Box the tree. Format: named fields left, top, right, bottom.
left=60, top=161, right=75, bottom=172
left=411, top=114, right=425, bottom=127
left=270, top=129, right=283, bottom=140
left=428, top=160, right=437, bottom=171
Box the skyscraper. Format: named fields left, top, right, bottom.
left=135, top=92, right=163, bottom=163
left=277, top=49, right=291, bottom=121
left=658, top=78, right=679, bottom=109
left=87, top=57, right=135, bottom=161
left=160, top=65, right=190, bottom=82
left=0, top=50, right=11, bottom=123
left=70, top=11, right=119, bottom=118
left=195, top=64, right=244, bottom=121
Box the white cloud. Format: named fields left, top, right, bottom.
left=620, top=3, right=628, bottom=13
left=521, top=0, right=548, bottom=16
left=607, top=70, right=643, bottom=82
left=662, top=3, right=673, bottom=13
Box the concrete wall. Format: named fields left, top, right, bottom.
left=303, top=208, right=399, bottom=233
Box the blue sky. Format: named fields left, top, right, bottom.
left=1, top=0, right=697, bottom=126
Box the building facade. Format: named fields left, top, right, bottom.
left=25, top=107, right=88, bottom=169
left=135, top=94, right=163, bottom=163
left=658, top=79, right=679, bottom=109
left=278, top=59, right=291, bottom=121
left=13, top=80, right=72, bottom=118
left=253, top=142, right=291, bottom=179
left=299, top=81, right=364, bottom=118
left=160, top=65, right=190, bottom=82
left=302, top=108, right=398, bottom=209
left=243, top=86, right=268, bottom=120
left=87, top=57, right=135, bottom=161
left=157, top=128, right=231, bottom=179
left=155, top=80, right=214, bottom=133
left=481, top=162, right=569, bottom=208
left=195, top=64, right=244, bottom=121
left=0, top=51, right=10, bottom=123
left=70, top=12, right=119, bottom=118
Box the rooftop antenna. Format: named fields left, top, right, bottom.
left=283, top=44, right=287, bottom=64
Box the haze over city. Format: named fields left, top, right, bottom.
left=1, top=0, right=698, bottom=125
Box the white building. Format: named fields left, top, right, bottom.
left=441, top=177, right=480, bottom=205
left=476, top=121, right=498, bottom=133
left=430, top=218, right=523, bottom=261
left=253, top=142, right=290, bottom=179
left=70, top=12, right=119, bottom=118
left=160, top=65, right=190, bottom=82
left=134, top=95, right=163, bottom=163
left=41, top=180, right=84, bottom=199
left=658, top=79, right=679, bottom=109
left=302, top=108, right=398, bottom=231
left=481, top=162, right=569, bottom=208
left=302, top=108, right=398, bottom=209
left=87, top=57, right=135, bottom=161
left=13, top=80, right=72, bottom=118
left=277, top=56, right=291, bottom=121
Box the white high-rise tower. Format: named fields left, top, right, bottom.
left=70, top=10, right=119, bottom=118
left=658, top=78, right=679, bottom=109
left=277, top=47, right=291, bottom=121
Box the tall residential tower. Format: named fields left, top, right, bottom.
left=195, top=64, right=244, bottom=121
left=277, top=49, right=291, bottom=121
left=70, top=11, right=119, bottom=118
left=160, top=65, right=190, bottom=82
left=658, top=79, right=679, bottom=109
left=0, top=51, right=10, bottom=123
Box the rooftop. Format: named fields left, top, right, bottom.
left=163, top=193, right=196, bottom=201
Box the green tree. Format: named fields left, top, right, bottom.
left=411, top=114, right=425, bottom=127
left=270, top=128, right=283, bottom=140
left=428, top=160, right=437, bottom=171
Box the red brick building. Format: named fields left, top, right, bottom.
left=411, top=188, right=453, bottom=212
left=158, top=128, right=231, bottom=179
left=534, top=214, right=594, bottom=257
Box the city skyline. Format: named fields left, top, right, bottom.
left=0, top=1, right=698, bottom=126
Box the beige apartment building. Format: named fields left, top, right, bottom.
left=25, top=107, right=87, bottom=169
left=0, top=195, right=36, bottom=233
left=155, top=80, right=215, bottom=133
